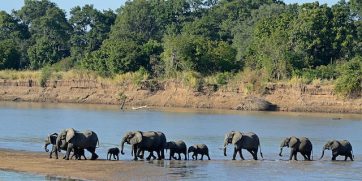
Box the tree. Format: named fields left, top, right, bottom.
left=0, top=11, right=30, bottom=69
left=16, top=0, right=71, bottom=69
left=289, top=2, right=334, bottom=68
left=0, top=39, right=21, bottom=69
left=69, top=5, right=116, bottom=59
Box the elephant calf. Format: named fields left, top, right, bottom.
left=320, top=140, right=354, bottom=161
left=165, top=140, right=187, bottom=160
left=71, top=148, right=87, bottom=160
left=188, top=144, right=210, bottom=160
left=107, top=147, right=120, bottom=160
left=279, top=136, right=313, bottom=161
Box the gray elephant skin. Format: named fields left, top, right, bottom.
left=320, top=140, right=354, bottom=161
left=279, top=136, right=313, bottom=161
left=188, top=144, right=210, bottom=160
left=56, top=128, right=99, bottom=160
left=165, top=140, right=187, bottom=160
left=120, top=131, right=166, bottom=160
left=224, top=131, right=263, bottom=160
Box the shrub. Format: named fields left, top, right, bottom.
left=334, top=57, right=362, bottom=97
left=182, top=71, right=203, bottom=91
left=39, top=66, right=52, bottom=87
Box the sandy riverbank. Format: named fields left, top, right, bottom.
left=0, top=79, right=361, bottom=113
left=0, top=149, right=170, bottom=181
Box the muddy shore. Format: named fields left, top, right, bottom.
left=0, top=149, right=170, bottom=181
left=0, top=79, right=361, bottom=113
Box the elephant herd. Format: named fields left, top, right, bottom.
left=44, top=129, right=354, bottom=162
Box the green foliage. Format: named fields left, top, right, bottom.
left=69, top=5, right=116, bottom=59
left=182, top=71, right=203, bottom=91
left=293, top=64, right=338, bottom=82
left=39, top=65, right=52, bottom=87
left=334, top=57, right=362, bottom=97
left=0, top=39, right=21, bottom=69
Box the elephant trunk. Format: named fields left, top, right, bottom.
left=279, top=147, right=283, bottom=157
left=223, top=140, right=228, bottom=156
left=120, top=138, right=126, bottom=155
left=44, top=143, right=49, bottom=152
left=319, top=148, right=326, bottom=160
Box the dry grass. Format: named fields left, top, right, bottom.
left=0, top=70, right=40, bottom=80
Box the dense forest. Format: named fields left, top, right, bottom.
left=0, top=0, right=361, bottom=97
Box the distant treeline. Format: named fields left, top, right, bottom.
left=0, top=0, right=361, bottom=96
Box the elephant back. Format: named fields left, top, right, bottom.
left=74, top=130, right=99, bottom=149
left=240, top=132, right=260, bottom=149
left=339, top=140, right=352, bottom=153
left=299, top=137, right=312, bottom=151
left=175, top=140, right=187, bottom=150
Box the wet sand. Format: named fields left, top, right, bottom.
left=0, top=149, right=168, bottom=181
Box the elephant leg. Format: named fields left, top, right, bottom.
left=332, top=153, right=337, bottom=161
left=344, top=155, right=348, bottom=161
left=146, top=152, right=152, bottom=160
left=156, top=150, right=162, bottom=160
left=178, top=153, right=181, bottom=160
left=248, top=149, right=257, bottom=160
left=194, top=153, right=198, bottom=160
left=65, top=144, right=73, bottom=160
left=232, top=147, right=237, bottom=160
left=207, top=153, right=210, bottom=160
left=117, top=155, right=119, bottom=160
left=200, top=154, right=204, bottom=160
left=87, top=147, right=98, bottom=160
left=239, top=149, right=245, bottom=160
left=289, top=149, right=294, bottom=160
left=184, top=153, right=187, bottom=160
left=133, top=146, right=139, bottom=160
left=169, top=151, right=172, bottom=160
left=349, top=153, right=354, bottom=161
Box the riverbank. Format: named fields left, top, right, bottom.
left=0, top=78, right=361, bottom=113
left=0, top=149, right=169, bottom=181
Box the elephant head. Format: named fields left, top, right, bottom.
left=165, top=141, right=175, bottom=153
left=120, top=131, right=142, bottom=155
left=44, top=133, right=58, bottom=152
left=279, top=137, right=298, bottom=157
left=56, top=128, right=75, bottom=150
left=188, top=146, right=196, bottom=159
left=320, top=140, right=339, bottom=160
left=223, top=131, right=242, bottom=156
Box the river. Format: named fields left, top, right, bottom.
left=0, top=102, right=361, bottom=180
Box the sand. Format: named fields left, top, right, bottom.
left=0, top=149, right=169, bottom=181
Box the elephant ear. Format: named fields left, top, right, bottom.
left=232, top=132, right=242, bottom=145
left=331, top=140, right=340, bottom=150
left=65, top=128, right=75, bottom=143
left=130, top=131, right=142, bottom=145
left=288, top=137, right=298, bottom=148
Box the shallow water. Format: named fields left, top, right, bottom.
left=0, top=102, right=361, bottom=180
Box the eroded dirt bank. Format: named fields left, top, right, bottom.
left=0, top=79, right=361, bottom=113
left=0, top=149, right=168, bottom=181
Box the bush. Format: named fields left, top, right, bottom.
left=39, top=66, right=52, bottom=87
left=334, top=57, right=362, bottom=97
left=182, top=71, right=203, bottom=91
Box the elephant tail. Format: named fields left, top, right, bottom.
left=259, top=143, right=263, bottom=159
left=96, top=140, right=100, bottom=148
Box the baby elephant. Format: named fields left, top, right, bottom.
left=71, top=148, right=87, bottom=160
left=107, top=147, right=120, bottom=160
left=320, top=140, right=354, bottom=161
left=279, top=136, right=313, bottom=161
left=188, top=144, right=210, bottom=160
left=165, top=140, right=187, bottom=160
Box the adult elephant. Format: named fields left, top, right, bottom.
left=320, top=140, right=354, bottom=161
left=55, top=128, right=99, bottom=160
left=224, top=131, right=263, bottom=160
left=120, top=131, right=166, bottom=160
left=279, top=136, right=313, bottom=161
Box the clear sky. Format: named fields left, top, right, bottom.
left=0, top=0, right=342, bottom=13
